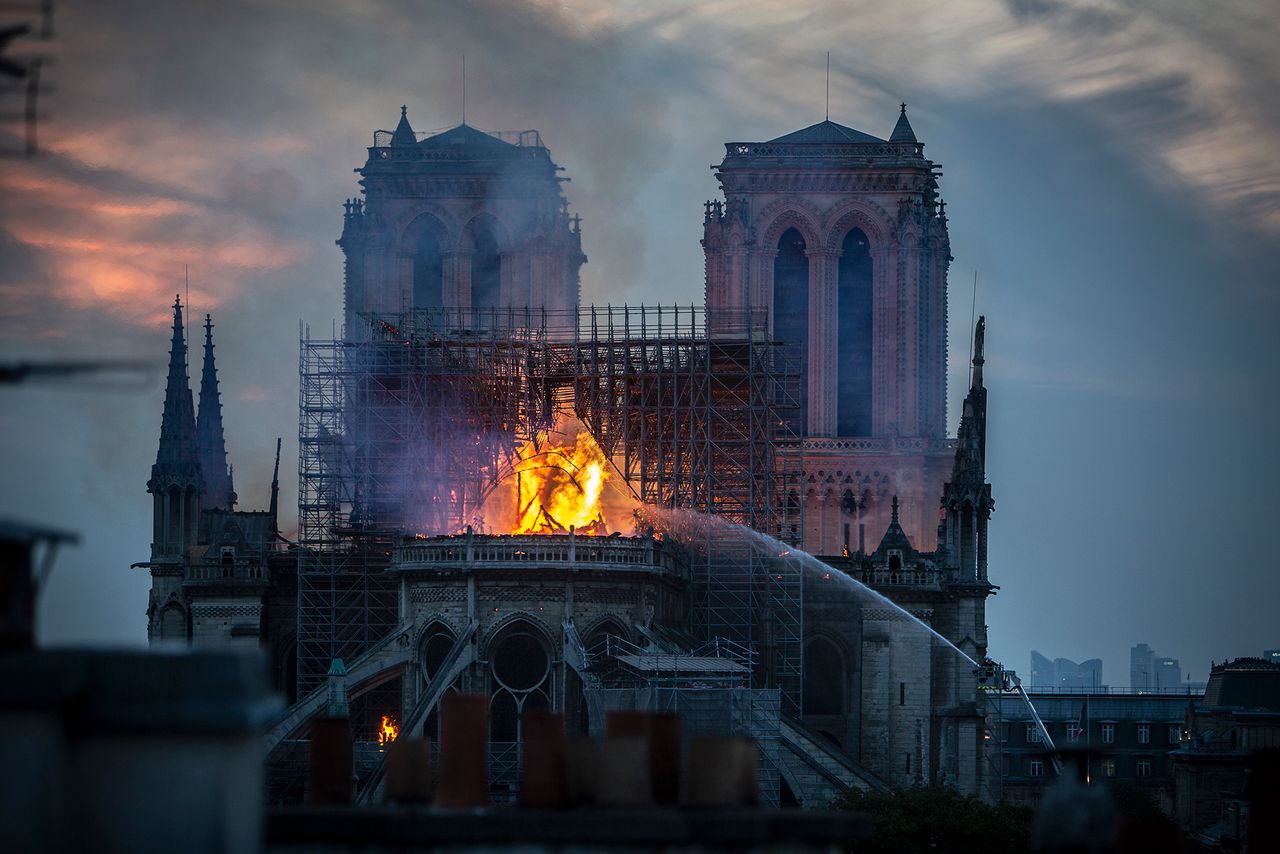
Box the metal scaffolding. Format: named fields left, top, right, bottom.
left=572, top=305, right=804, bottom=713
left=297, top=308, right=559, bottom=695
left=297, top=305, right=802, bottom=706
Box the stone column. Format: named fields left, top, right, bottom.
left=443, top=251, right=469, bottom=312
left=871, top=246, right=896, bottom=437
left=807, top=249, right=838, bottom=437
left=898, top=238, right=921, bottom=436
left=501, top=250, right=526, bottom=311
left=749, top=249, right=773, bottom=332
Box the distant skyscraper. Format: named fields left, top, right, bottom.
left=1131, top=643, right=1155, bottom=690
left=1155, top=656, right=1182, bottom=690
left=1265, top=649, right=1280, bottom=666
left=1030, top=651, right=1103, bottom=689
left=1132, top=643, right=1181, bottom=690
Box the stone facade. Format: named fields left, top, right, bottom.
left=391, top=531, right=688, bottom=740
left=703, top=110, right=952, bottom=552
left=338, top=109, right=585, bottom=338
left=1171, top=657, right=1280, bottom=850
left=991, top=689, right=1199, bottom=809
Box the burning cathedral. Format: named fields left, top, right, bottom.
left=136, top=104, right=996, bottom=805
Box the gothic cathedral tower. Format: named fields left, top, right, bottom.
left=703, top=107, right=952, bottom=553
left=339, top=108, right=585, bottom=338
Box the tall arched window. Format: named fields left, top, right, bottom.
left=471, top=225, right=502, bottom=312
left=803, top=637, right=844, bottom=716
left=774, top=228, right=809, bottom=434
left=837, top=228, right=873, bottom=435
left=413, top=228, right=444, bottom=309
left=488, top=623, right=552, bottom=743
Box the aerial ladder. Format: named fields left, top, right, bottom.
left=976, top=659, right=1063, bottom=776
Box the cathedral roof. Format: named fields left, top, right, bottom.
left=416, top=123, right=519, bottom=151
left=767, top=120, right=886, bottom=144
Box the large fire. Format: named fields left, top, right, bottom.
left=377, top=715, right=398, bottom=749
left=478, top=419, right=638, bottom=535
left=514, top=430, right=610, bottom=535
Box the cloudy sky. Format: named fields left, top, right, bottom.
left=1, top=0, right=1276, bottom=684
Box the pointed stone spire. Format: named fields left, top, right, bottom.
left=391, top=104, right=416, bottom=146
left=269, top=437, right=282, bottom=534
left=148, top=296, right=203, bottom=558
left=150, top=296, right=201, bottom=485
left=889, top=102, right=918, bottom=143
left=953, top=316, right=987, bottom=478
left=874, top=494, right=915, bottom=557
left=196, top=314, right=236, bottom=510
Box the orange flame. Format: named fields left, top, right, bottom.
left=514, top=429, right=611, bottom=535
left=474, top=418, right=640, bottom=536
left=377, top=715, right=398, bottom=748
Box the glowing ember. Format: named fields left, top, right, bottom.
left=514, top=429, right=611, bottom=535
left=377, top=714, right=398, bottom=748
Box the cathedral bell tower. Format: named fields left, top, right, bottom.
left=339, top=106, right=586, bottom=339
left=704, top=105, right=952, bottom=552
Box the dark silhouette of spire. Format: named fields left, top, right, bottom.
left=889, top=102, right=918, bottom=143
left=939, top=316, right=993, bottom=581
left=269, top=437, right=282, bottom=534
left=150, top=296, right=200, bottom=482
left=391, top=104, right=416, bottom=146
left=953, top=316, right=987, bottom=480
left=147, top=295, right=203, bottom=558
left=196, top=314, right=235, bottom=510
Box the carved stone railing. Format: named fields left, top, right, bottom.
left=796, top=436, right=957, bottom=454
left=722, top=141, right=924, bottom=162
left=395, top=533, right=684, bottom=579
left=184, top=561, right=269, bottom=583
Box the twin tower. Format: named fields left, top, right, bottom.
left=340, top=106, right=956, bottom=556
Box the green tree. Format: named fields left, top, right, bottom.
left=835, top=786, right=1034, bottom=854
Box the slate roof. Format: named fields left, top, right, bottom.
left=767, top=120, right=885, bottom=144
left=417, top=123, right=517, bottom=151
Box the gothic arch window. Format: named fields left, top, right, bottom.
left=583, top=619, right=627, bottom=653
left=419, top=623, right=457, bottom=685
left=774, top=228, right=809, bottom=434
left=166, top=486, right=180, bottom=550
left=803, top=636, right=844, bottom=716
left=960, top=500, right=976, bottom=578
left=488, top=622, right=552, bottom=743
left=471, top=223, right=502, bottom=313
left=413, top=227, right=444, bottom=309
left=837, top=228, right=873, bottom=436
left=159, top=604, right=186, bottom=642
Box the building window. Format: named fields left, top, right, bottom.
left=900, top=682, right=906, bottom=706
left=905, top=752, right=911, bottom=774
left=1029, top=758, right=1044, bottom=777
left=1168, top=724, right=1181, bottom=744
left=1102, top=759, right=1116, bottom=778
left=1026, top=723, right=1041, bottom=743
left=1065, top=721, right=1081, bottom=743
left=1101, top=723, right=1115, bottom=744
left=1137, top=724, right=1150, bottom=744
left=1137, top=759, right=1152, bottom=778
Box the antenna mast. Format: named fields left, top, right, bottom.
left=461, top=54, right=466, bottom=125
left=825, top=52, right=830, bottom=121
